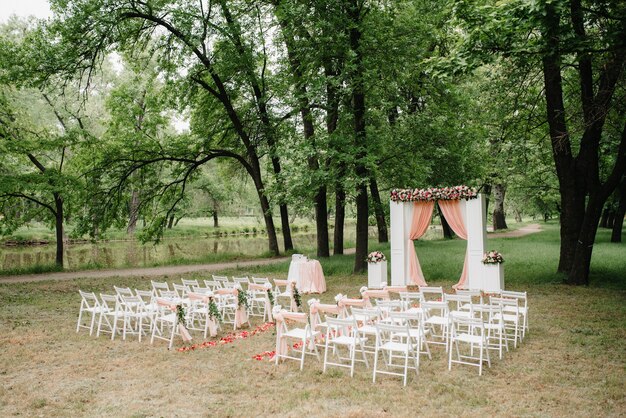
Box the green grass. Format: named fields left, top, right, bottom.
left=0, top=223, right=624, bottom=416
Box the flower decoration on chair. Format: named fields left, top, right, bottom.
left=207, top=296, right=222, bottom=322
left=334, top=293, right=344, bottom=305
left=235, top=284, right=249, bottom=309
left=291, top=282, right=302, bottom=309
left=482, top=250, right=504, bottom=264
left=366, top=251, right=386, bottom=263
left=176, top=304, right=186, bottom=325
left=264, top=282, right=275, bottom=307
left=390, top=185, right=478, bottom=202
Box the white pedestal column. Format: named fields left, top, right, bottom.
left=483, top=263, right=504, bottom=292
left=367, top=261, right=388, bottom=289
left=464, top=194, right=487, bottom=290
left=390, top=201, right=412, bottom=286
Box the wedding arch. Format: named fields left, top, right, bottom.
left=389, top=186, right=503, bottom=291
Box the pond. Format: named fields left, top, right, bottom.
left=0, top=225, right=446, bottom=273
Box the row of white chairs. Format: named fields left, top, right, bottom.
left=274, top=287, right=528, bottom=384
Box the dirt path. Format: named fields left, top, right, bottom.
left=0, top=226, right=541, bottom=284
left=488, top=223, right=542, bottom=238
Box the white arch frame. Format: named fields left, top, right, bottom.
left=389, top=193, right=503, bottom=291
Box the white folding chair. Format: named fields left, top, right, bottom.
left=135, top=289, right=158, bottom=313
left=490, top=296, right=521, bottom=348
left=351, top=306, right=383, bottom=355
left=399, top=292, right=423, bottom=313
left=114, top=286, right=134, bottom=298
left=119, top=295, right=152, bottom=341
left=455, top=289, right=484, bottom=309
left=448, top=315, right=491, bottom=376
left=446, top=294, right=474, bottom=319
left=323, top=317, right=369, bottom=377
left=422, top=300, right=450, bottom=351
left=187, top=292, right=221, bottom=338
left=76, top=290, right=102, bottom=335
left=373, top=322, right=420, bottom=386
left=388, top=310, right=432, bottom=360
left=274, top=311, right=320, bottom=370
left=151, top=280, right=170, bottom=292
left=502, top=290, right=528, bottom=340
left=273, top=279, right=292, bottom=307
left=203, top=280, right=222, bottom=290
left=97, top=293, right=122, bottom=339
left=151, top=298, right=181, bottom=350
left=480, top=303, right=508, bottom=359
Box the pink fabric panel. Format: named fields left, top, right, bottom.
left=338, top=298, right=367, bottom=308
left=438, top=200, right=467, bottom=239
left=298, top=260, right=327, bottom=293
left=438, top=200, right=469, bottom=288
left=235, top=307, right=248, bottom=328
left=207, top=319, right=218, bottom=337
left=408, top=201, right=435, bottom=286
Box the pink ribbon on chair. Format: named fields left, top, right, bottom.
left=309, top=302, right=344, bottom=330
left=338, top=297, right=367, bottom=309
left=188, top=292, right=219, bottom=337
left=156, top=298, right=193, bottom=342
left=274, top=310, right=309, bottom=359
left=214, top=288, right=249, bottom=329
left=361, top=290, right=390, bottom=307
left=274, top=279, right=298, bottom=311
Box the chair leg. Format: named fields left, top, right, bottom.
left=373, top=347, right=379, bottom=383
left=76, top=309, right=83, bottom=333
left=89, top=312, right=96, bottom=335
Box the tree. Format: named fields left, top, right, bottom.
left=455, top=0, right=626, bottom=284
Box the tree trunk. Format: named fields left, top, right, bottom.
left=611, top=178, right=626, bottom=243
left=54, top=193, right=64, bottom=268
left=483, top=184, right=492, bottom=219
left=349, top=0, right=369, bottom=273
left=606, top=211, right=616, bottom=228
left=600, top=208, right=610, bottom=228
left=439, top=205, right=453, bottom=239
left=568, top=193, right=605, bottom=285
left=279, top=204, right=293, bottom=251
left=492, top=183, right=508, bottom=230
left=333, top=182, right=346, bottom=255
left=369, top=177, right=388, bottom=243
left=514, top=208, right=523, bottom=223
left=167, top=215, right=175, bottom=229
left=212, top=210, right=219, bottom=228
left=127, top=189, right=139, bottom=234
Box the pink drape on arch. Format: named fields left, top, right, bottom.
left=408, top=201, right=435, bottom=286
left=438, top=200, right=469, bottom=289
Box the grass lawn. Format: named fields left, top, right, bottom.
left=0, top=223, right=624, bottom=417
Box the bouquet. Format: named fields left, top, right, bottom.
left=366, top=251, right=386, bottom=263
left=482, top=250, right=504, bottom=264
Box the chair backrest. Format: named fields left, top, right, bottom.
left=490, top=296, right=519, bottom=312
left=135, top=289, right=155, bottom=304
left=449, top=315, right=485, bottom=336
left=158, top=289, right=178, bottom=299
left=455, top=289, right=484, bottom=305
left=222, top=281, right=236, bottom=289
left=233, top=277, right=250, bottom=288
left=252, top=277, right=270, bottom=285
left=181, top=278, right=199, bottom=288
left=445, top=294, right=472, bottom=312
left=151, top=280, right=170, bottom=292
left=114, top=286, right=134, bottom=297
left=326, top=317, right=357, bottom=337
left=100, top=293, right=119, bottom=312
left=120, top=295, right=145, bottom=313
left=350, top=307, right=381, bottom=324
left=501, top=290, right=527, bottom=309
left=212, top=275, right=229, bottom=283
left=421, top=300, right=449, bottom=318
left=192, top=286, right=213, bottom=295
left=419, top=286, right=444, bottom=302
left=375, top=300, right=404, bottom=312
left=375, top=322, right=411, bottom=346
left=203, top=280, right=222, bottom=290
left=399, top=292, right=422, bottom=309
left=79, top=290, right=100, bottom=309
left=172, top=283, right=188, bottom=297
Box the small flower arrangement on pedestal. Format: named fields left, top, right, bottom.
left=482, top=250, right=504, bottom=264
left=366, top=251, right=386, bottom=263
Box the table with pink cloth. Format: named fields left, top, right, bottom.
left=287, top=259, right=327, bottom=294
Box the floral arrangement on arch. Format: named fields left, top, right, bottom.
left=366, top=251, right=386, bottom=263
left=482, top=250, right=504, bottom=264
left=390, top=185, right=478, bottom=202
